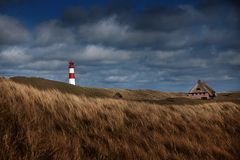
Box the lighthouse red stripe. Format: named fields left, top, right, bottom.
left=69, top=65, right=75, bottom=68
left=69, top=73, right=75, bottom=78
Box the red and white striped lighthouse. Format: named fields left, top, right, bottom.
left=68, top=61, right=75, bottom=85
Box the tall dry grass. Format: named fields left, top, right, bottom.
left=10, top=76, right=186, bottom=100
left=0, top=77, right=240, bottom=160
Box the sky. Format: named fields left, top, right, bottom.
left=0, top=0, right=239, bottom=92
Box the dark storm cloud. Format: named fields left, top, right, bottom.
left=35, top=20, right=75, bottom=45
left=0, top=0, right=24, bottom=5
left=59, top=0, right=240, bottom=51
left=0, top=0, right=33, bottom=7
left=0, top=15, right=30, bottom=45
left=199, top=0, right=240, bottom=9
left=0, top=0, right=239, bottom=91
left=62, top=6, right=100, bottom=25
left=61, top=0, right=135, bottom=26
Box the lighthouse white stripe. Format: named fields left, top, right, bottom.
left=69, top=78, right=75, bottom=85
left=69, top=68, right=74, bottom=73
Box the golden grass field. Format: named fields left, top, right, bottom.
left=10, top=77, right=186, bottom=100
left=0, top=77, right=240, bottom=160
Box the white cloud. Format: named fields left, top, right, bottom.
left=184, top=58, right=208, bottom=68
left=79, top=45, right=130, bottom=62
left=217, top=50, right=240, bottom=65
left=105, top=75, right=129, bottom=83
left=148, top=49, right=208, bottom=68
left=230, top=57, right=240, bottom=65
left=78, top=16, right=129, bottom=43
left=0, top=47, right=31, bottom=63
left=20, top=60, right=66, bottom=70
left=155, top=49, right=187, bottom=60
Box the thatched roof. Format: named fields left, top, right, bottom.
left=189, top=80, right=215, bottom=96
left=113, top=92, right=123, bottom=99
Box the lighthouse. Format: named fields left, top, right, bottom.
left=68, top=61, right=75, bottom=85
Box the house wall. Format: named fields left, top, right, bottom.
left=188, top=92, right=210, bottom=99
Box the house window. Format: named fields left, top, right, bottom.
left=197, top=88, right=201, bottom=91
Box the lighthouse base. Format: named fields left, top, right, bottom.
left=69, top=78, right=75, bottom=85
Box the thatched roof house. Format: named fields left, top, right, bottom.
left=188, top=80, right=216, bottom=99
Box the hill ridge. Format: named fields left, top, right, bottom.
left=10, top=76, right=185, bottom=100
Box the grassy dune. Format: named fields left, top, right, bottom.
left=10, top=76, right=185, bottom=100
left=0, top=77, right=240, bottom=160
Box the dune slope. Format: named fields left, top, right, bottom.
left=0, top=77, right=240, bottom=160
left=10, top=76, right=185, bottom=100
